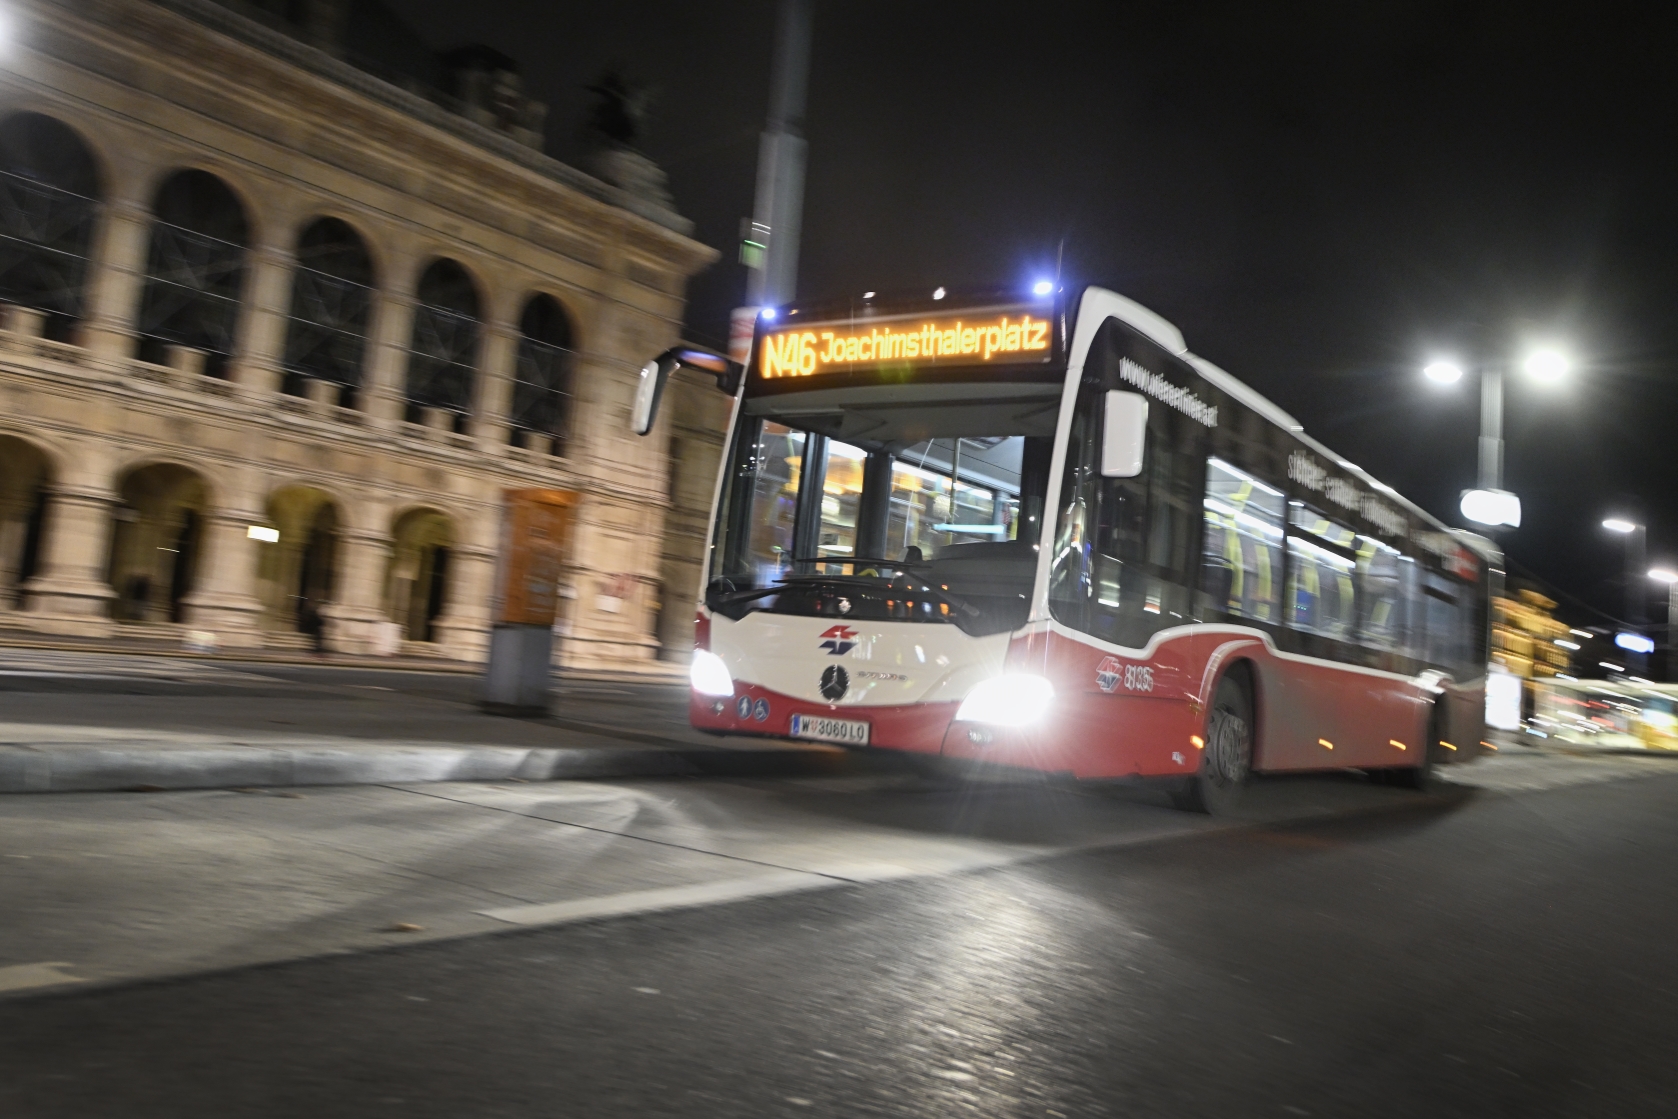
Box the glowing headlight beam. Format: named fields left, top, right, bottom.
left=955, top=674, right=1054, bottom=727
left=690, top=650, right=734, bottom=697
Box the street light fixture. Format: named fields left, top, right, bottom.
left=1425, top=349, right=1571, bottom=529
left=1523, top=348, right=1570, bottom=383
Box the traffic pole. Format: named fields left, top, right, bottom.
left=744, top=0, right=814, bottom=310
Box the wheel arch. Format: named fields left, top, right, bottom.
left=1199, top=640, right=1265, bottom=768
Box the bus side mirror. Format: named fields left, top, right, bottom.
left=631, top=354, right=676, bottom=436
left=632, top=347, right=743, bottom=436
left=1101, top=391, right=1148, bottom=477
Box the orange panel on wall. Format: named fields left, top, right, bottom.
left=495, top=489, right=579, bottom=626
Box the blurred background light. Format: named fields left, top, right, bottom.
left=1523, top=348, right=1568, bottom=382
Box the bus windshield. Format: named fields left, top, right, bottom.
left=705, top=380, right=1059, bottom=636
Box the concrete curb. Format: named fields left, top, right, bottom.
left=0, top=634, right=692, bottom=680
left=0, top=741, right=847, bottom=794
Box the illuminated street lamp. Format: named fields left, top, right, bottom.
left=1424, top=348, right=1571, bottom=528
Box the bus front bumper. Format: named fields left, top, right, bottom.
left=689, top=683, right=958, bottom=755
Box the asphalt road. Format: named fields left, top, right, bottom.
left=4, top=766, right=1674, bottom=1118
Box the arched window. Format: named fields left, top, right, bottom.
left=0, top=113, right=102, bottom=342
left=510, top=293, right=575, bottom=456
left=281, top=217, right=374, bottom=405
left=405, top=258, right=479, bottom=431
left=137, top=169, right=249, bottom=378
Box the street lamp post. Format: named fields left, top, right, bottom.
left=744, top=0, right=815, bottom=310
left=1478, top=364, right=1503, bottom=490
left=1423, top=348, right=1567, bottom=529
left=1650, top=568, right=1678, bottom=682
left=1604, top=518, right=1648, bottom=674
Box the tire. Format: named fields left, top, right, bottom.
left=1172, top=670, right=1254, bottom=815
left=1387, top=702, right=1440, bottom=791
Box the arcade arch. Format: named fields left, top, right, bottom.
left=256, top=484, right=341, bottom=640
left=0, top=434, right=53, bottom=608
left=385, top=507, right=454, bottom=643
left=107, top=462, right=208, bottom=623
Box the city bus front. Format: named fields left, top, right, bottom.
left=690, top=291, right=1064, bottom=756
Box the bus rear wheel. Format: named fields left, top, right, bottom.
left=1172, top=671, right=1253, bottom=815
left=1386, top=702, right=1440, bottom=790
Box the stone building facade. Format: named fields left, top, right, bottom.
left=0, top=0, right=720, bottom=666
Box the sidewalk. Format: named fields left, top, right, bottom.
left=0, top=725, right=846, bottom=793
left=0, top=627, right=690, bottom=680
left=0, top=651, right=839, bottom=794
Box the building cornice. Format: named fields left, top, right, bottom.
left=153, top=0, right=691, bottom=235
left=30, top=0, right=706, bottom=262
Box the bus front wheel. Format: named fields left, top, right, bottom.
left=1173, top=670, right=1254, bottom=815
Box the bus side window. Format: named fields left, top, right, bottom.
left=1397, top=554, right=1426, bottom=660
left=1421, top=573, right=1463, bottom=671
left=1353, top=535, right=1404, bottom=652
left=1198, top=456, right=1284, bottom=623
left=1286, top=503, right=1357, bottom=642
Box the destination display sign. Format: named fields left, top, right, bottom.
left=757, top=305, right=1055, bottom=380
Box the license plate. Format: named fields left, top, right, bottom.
left=789, top=713, right=870, bottom=746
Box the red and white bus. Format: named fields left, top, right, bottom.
left=636, top=285, right=1497, bottom=810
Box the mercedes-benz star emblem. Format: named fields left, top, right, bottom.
left=820, top=664, right=849, bottom=701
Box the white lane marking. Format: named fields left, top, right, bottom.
left=478, top=870, right=832, bottom=926
left=0, top=962, right=86, bottom=992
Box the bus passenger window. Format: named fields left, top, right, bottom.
left=1396, top=554, right=1425, bottom=659
left=1421, top=574, right=1466, bottom=672
left=1353, top=535, right=1404, bottom=651
left=1287, top=503, right=1356, bottom=642
left=1199, top=457, right=1284, bottom=623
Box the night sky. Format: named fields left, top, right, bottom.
left=387, top=0, right=1678, bottom=626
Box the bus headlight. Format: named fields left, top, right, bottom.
left=955, top=674, right=1055, bottom=726
left=690, top=650, right=735, bottom=697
